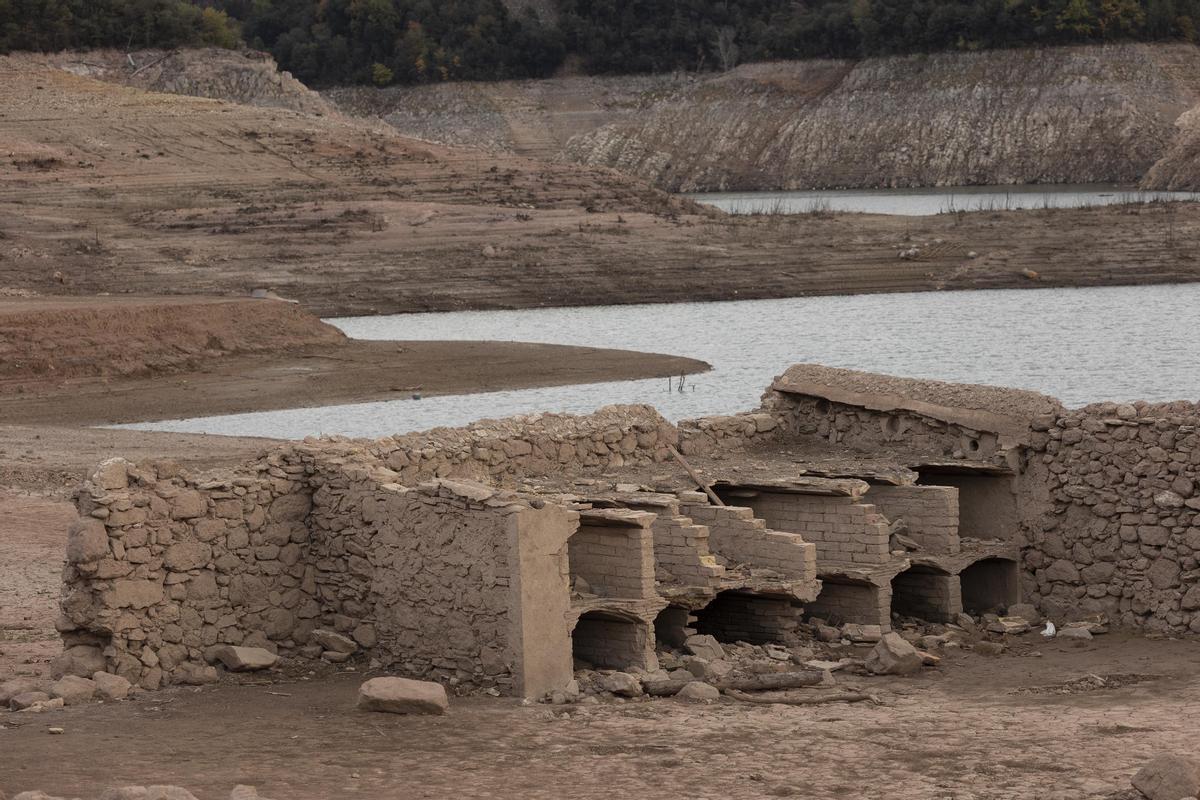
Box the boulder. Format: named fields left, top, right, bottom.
left=1007, top=603, right=1039, bottom=622
left=9, top=691, right=51, bottom=710
left=357, top=677, right=448, bottom=716
left=1131, top=754, right=1200, bottom=800
left=211, top=645, right=279, bottom=672
left=92, top=672, right=133, bottom=701
left=684, top=634, right=726, bottom=661
left=600, top=672, right=644, bottom=697
left=0, top=677, right=46, bottom=705
left=864, top=632, right=925, bottom=676
left=91, top=458, right=129, bottom=490
left=1057, top=627, right=1093, bottom=641
left=50, top=645, right=106, bottom=679
left=66, top=518, right=110, bottom=564
left=676, top=681, right=720, bottom=703
left=99, top=788, right=200, bottom=800
left=311, top=629, right=357, bottom=654
left=49, top=675, right=96, bottom=706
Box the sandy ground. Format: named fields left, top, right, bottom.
left=0, top=634, right=1196, bottom=799
left=3, top=56, right=1199, bottom=317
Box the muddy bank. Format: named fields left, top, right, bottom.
left=0, top=338, right=709, bottom=427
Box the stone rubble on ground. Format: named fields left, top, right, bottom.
left=1131, top=754, right=1200, bottom=800
left=357, top=676, right=449, bottom=715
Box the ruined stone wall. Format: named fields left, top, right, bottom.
left=1024, top=402, right=1200, bottom=634
left=61, top=454, right=317, bottom=690
left=650, top=514, right=726, bottom=584
left=305, top=461, right=573, bottom=693
left=678, top=501, right=817, bottom=579
left=693, top=593, right=801, bottom=645
left=364, top=404, right=679, bottom=484
left=866, top=485, right=960, bottom=554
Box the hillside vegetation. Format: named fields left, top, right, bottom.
left=4, top=0, right=1200, bottom=86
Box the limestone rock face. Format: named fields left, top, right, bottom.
left=357, top=677, right=449, bottom=715
left=865, top=632, right=925, bottom=676
left=1131, top=754, right=1200, bottom=800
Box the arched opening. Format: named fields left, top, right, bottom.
left=960, top=558, right=1020, bottom=615
left=693, top=591, right=801, bottom=645
left=804, top=578, right=885, bottom=628
left=653, top=605, right=692, bottom=650
left=571, top=610, right=651, bottom=671
left=891, top=565, right=959, bottom=622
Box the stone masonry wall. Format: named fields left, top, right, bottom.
left=1024, top=401, right=1200, bottom=634
left=364, top=404, right=678, bottom=485
left=61, top=454, right=317, bottom=690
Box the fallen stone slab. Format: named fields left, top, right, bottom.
left=684, top=634, right=725, bottom=661
left=841, top=624, right=883, bottom=643
left=50, top=645, right=106, bottom=680
left=357, top=677, right=448, bottom=715
left=1131, top=754, right=1200, bottom=800
left=92, top=672, right=133, bottom=701
left=312, top=629, right=357, bottom=654
left=676, top=681, right=720, bottom=703
left=865, top=632, right=924, bottom=676
left=985, top=617, right=1031, bottom=635
left=212, top=645, right=279, bottom=672
left=49, top=675, right=96, bottom=706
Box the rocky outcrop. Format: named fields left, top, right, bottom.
left=51, top=48, right=335, bottom=116
left=565, top=44, right=1200, bottom=191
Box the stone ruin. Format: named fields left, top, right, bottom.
left=52, top=364, right=1200, bottom=698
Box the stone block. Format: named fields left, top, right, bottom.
left=357, top=677, right=448, bottom=715
left=49, top=675, right=96, bottom=705
left=93, top=671, right=133, bottom=701
left=67, top=518, right=109, bottom=564
left=1132, top=754, right=1200, bottom=800
left=676, top=681, right=720, bottom=703
left=865, top=632, right=924, bottom=676
left=212, top=646, right=279, bottom=672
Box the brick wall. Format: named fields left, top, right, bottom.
left=732, top=492, right=891, bottom=565
left=865, top=484, right=960, bottom=554
left=679, top=502, right=817, bottom=580
left=568, top=520, right=656, bottom=599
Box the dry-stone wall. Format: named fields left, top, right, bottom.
left=364, top=404, right=678, bottom=483
left=61, top=453, right=316, bottom=690
left=1024, top=401, right=1200, bottom=633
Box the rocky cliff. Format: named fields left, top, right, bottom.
left=332, top=44, right=1200, bottom=192
left=565, top=44, right=1200, bottom=191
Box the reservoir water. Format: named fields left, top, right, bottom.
left=687, top=184, right=1200, bottom=216
left=119, top=283, right=1200, bottom=440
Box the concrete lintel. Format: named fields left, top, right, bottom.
left=577, top=508, right=658, bottom=528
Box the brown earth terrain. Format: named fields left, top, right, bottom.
left=3, top=52, right=1200, bottom=319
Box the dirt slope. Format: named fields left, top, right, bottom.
left=2, top=52, right=1199, bottom=316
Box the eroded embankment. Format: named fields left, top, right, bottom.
left=333, top=44, right=1200, bottom=192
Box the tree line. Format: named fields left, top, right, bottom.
left=3, top=0, right=1199, bottom=85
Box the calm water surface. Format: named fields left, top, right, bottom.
left=119, top=284, right=1200, bottom=440
left=688, top=184, right=1200, bottom=216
